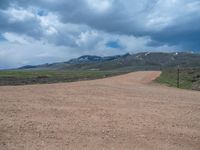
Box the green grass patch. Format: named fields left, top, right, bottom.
left=0, top=70, right=128, bottom=86
left=156, top=68, right=200, bottom=90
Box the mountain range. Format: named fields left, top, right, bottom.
left=19, top=52, right=200, bottom=71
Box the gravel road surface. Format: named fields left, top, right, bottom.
left=0, top=71, right=200, bottom=150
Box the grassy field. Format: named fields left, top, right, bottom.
left=1, top=69, right=200, bottom=91
left=156, top=68, right=200, bottom=90
left=0, top=70, right=128, bottom=86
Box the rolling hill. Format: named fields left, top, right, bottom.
left=18, top=52, right=200, bottom=71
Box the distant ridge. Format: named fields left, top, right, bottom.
left=18, top=65, right=38, bottom=69
left=18, top=52, right=200, bottom=71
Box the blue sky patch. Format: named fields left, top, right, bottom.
left=37, top=9, right=48, bottom=16
left=0, top=34, right=6, bottom=42
left=106, top=41, right=122, bottom=49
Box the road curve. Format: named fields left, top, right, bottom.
left=0, top=71, right=200, bottom=150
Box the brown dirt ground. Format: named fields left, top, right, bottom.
left=0, top=71, right=200, bottom=150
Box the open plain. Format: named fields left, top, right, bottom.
left=0, top=71, right=200, bottom=150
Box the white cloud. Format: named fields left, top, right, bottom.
left=3, top=7, right=35, bottom=22
left=0, top=29, right=178, bottom=69
left=0, top=39, right=79, bottom=68
left=86, top=0, right=113, bottom=13
left=145, top=0, right=200, bottom=31
left=3, top=32, right=34, bottom=44
left=38, top=13, right=59, bottom=35
left=0, top=0, right=199, bottom=68
left=76, top=30, right=100, bottom=48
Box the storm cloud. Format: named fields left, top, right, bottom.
left=0, top=0, right=200, bottom=68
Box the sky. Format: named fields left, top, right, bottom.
left=0, top=0, right=200, bottom=69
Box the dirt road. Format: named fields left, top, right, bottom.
left=0, top=71, right=200, bottom=150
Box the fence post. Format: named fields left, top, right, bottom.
left=177, top=66, right=180, bottom=88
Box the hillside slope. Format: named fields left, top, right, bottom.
left=18, top=52, right=200, bottom=71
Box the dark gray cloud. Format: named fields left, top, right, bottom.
left=0, top=0, right=199, bottom=68
left=0, top=11, right=43, bottom=39
left=150, top=21, right=200, bottom=50
left=0, top=0, right=11, bottom=9
left=5, top=0, right=199, bottom=49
